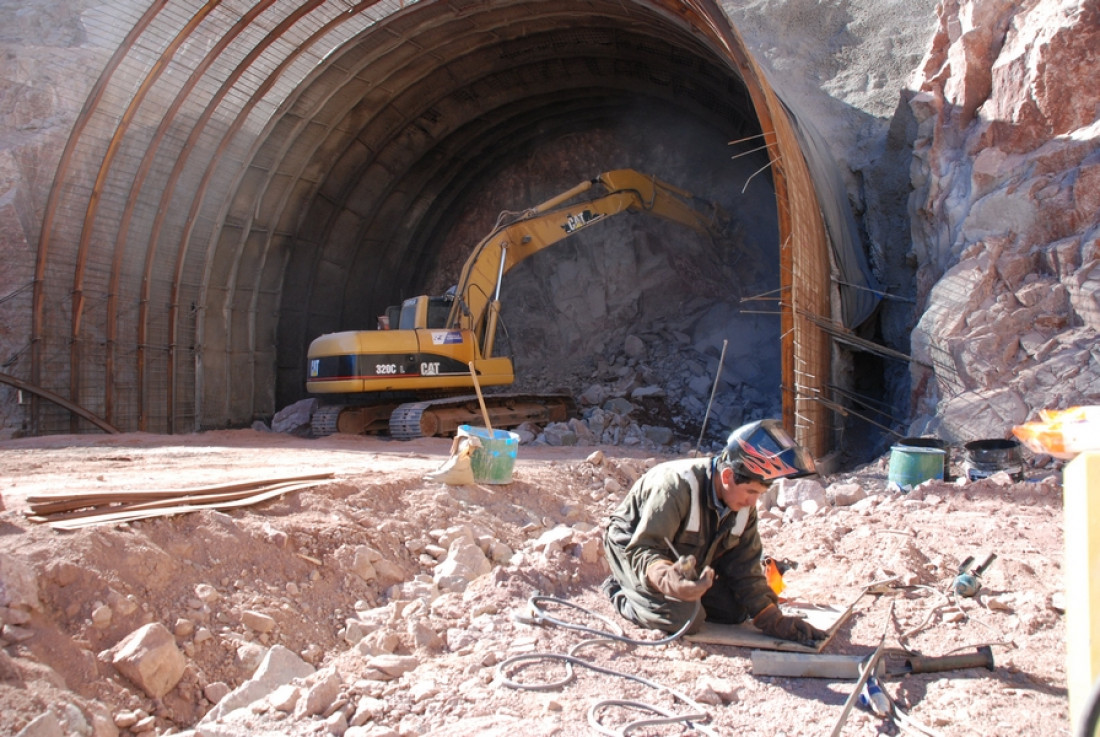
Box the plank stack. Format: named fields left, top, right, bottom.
left=24, top=473, right=335, bottom=530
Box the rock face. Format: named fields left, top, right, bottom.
left=906, top=0, right=1100, bottom=441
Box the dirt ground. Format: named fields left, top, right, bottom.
left=0, top=430, right=1069, bottom=736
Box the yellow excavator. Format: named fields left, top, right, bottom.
left=306, top=169, right=729, bottom=438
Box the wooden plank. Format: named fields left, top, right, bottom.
left=46, top=481, right=323, bottom=530
left=685, top=595, right=860, bottom=653
left=26, top=473, right=334, bottom=514
left=33, top=479, right=329, bottom=523
left=751, top=651, right=868, bottom=679
left=1066, top=451, right=1100, bottom=735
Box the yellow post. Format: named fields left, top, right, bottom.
left=1066, top=451, right=1100, bottom=734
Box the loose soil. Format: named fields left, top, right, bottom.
left=0, top=430, right=1069, bottom=736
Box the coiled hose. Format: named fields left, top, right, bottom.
left=496, top=594, right=720, bottom=736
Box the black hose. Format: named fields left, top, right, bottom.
left=497, top=594, right=716, bottom=737
left=1076, top=675, right=1100, bottom=737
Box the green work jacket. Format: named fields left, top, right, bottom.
left=604, top=456, right=777, bottom=623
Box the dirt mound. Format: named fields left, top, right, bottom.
left=0, top=431, right=1068, bottom=735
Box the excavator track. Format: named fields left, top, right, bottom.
left=311, top=400, right=405, bottom=437
left=388, top=393, right=575, bottom=440
left=310, top=404, right=344, bottom=437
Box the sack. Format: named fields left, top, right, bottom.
left=423, top=435, right=482, bottom=485
left=1013, top=406, right=1100, bottom=460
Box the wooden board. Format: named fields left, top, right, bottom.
left=42, top=480, right=326, bottom=530
left=25, top=473, right=334, bottom=514
left=685, top=598, right=859, bottom=653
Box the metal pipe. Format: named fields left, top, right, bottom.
left=481, top=244, right=508, bottom=358
left=899, top=646, right=995, bottom=675
left=695, top=339, right=728, bottom=454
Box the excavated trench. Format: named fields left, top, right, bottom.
left=27, top=0, right=878, bottom=457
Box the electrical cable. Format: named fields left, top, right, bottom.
left=497, top=594, right=718, bottom=736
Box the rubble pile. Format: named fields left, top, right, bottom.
left=524, top=330, right=776, bottom=453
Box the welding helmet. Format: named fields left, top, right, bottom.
left=720, top=419, right=816, bottom=481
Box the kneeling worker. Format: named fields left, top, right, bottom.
left=602, top=419, right=826, bottom=645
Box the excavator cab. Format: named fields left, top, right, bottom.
left=396, top=295, right=455, bottom=330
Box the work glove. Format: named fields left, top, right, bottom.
left=646, top=557, right=715, bottom=601
left=752, top=603, right=827, bottom=645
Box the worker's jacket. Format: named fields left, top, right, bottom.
left=604, top=457, right=777, bottom=629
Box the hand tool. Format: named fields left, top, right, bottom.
left=889, top=645, right=995, bottom=675
left=953, top=553, right=997, bottom=597
left=665, top=537, right=699, bottom=580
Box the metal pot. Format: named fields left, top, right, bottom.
left=962, top=439, right=1025, bottom=482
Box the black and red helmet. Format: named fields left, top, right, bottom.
left=721, top=419, right=817, bottom=481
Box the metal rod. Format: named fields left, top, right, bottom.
left=729, top=141, right=777, bottom=161
left=741, top=157, right=777, bottom=194
left=695, top=339, right=728, bottom=454
left=0, top=371, right=118, bottom=434
left=830, top=602, right=894, bottom=737
left=726, top=131, right=769, bottom=147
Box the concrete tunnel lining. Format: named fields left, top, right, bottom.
left=29, top=0, right=859, bottom=457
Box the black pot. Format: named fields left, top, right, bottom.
left=962, top=439, right=1025, bottom=482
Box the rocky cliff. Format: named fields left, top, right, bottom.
left=906, top=0, right=1099, bottom=440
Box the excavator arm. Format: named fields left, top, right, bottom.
left=446, top=169, right=729, bottom=356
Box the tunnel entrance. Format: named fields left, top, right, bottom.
left=27, top=0, right=873, bottom=458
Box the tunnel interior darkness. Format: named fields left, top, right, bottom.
left=31, top=0, right=841, bottom=455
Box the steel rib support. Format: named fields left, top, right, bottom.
left=671, top=0, right=831, bottom=456
left=32, top=0, right=172, bottom=434
left=100, top=0, right=280, bottom=430
left=67, top=0, right=223, bottom=432
left=164, top=2, right=384, bottom=431
left=131, top=0, right=283, bottom=430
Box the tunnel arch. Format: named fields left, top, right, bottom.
left=32, top=0, right=862, bottom=456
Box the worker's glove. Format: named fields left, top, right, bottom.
left=752, top=603, right=827, bottom=645
left=646, top=558, right=715, bottom=601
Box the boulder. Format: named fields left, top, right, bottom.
left=110, top=623, right=187, bottom=699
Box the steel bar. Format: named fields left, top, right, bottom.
left=0, top=371, right=118, bottom=434
left=695, top=338, right=728, bottom=453
left=829, top=601, right=894, bottom=737
left=30, top=480, right=321, bottom=524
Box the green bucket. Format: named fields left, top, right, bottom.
left=458, top=425, right=519, bottom=484
left=888, top=444, right=946, bottom=488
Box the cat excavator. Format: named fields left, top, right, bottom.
left=305, top=169, right=729, bottom=439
